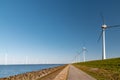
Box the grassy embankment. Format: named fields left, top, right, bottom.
left=73, top=58, right=120, bottom=80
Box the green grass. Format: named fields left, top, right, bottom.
left=73, top=57, right=120, bottom=80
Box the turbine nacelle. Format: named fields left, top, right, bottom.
left=102, top=24, right=107, bottom=29
left=82, top=47, right=86, bottom=50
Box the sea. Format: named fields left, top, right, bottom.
left=0, top=64, right=63, bottom=78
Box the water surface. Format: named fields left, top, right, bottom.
left=0, top=64, right=63, bottom=78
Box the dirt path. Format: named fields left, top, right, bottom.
left=67, top=65, right=96, bottom=80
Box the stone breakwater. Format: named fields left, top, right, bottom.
left=0, top=65, right=66, bottom=80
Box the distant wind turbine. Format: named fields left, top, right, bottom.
left=71, top=48, right=86, bottom=63
left=25, top=56, right=28, bottom=64
left=5, top=53, right=8, bottom=65
left=71, top=51, right=81, bottom=63
left=82, top=47, right=87, bottom=62
left=98, top=14, right=120, bottom=60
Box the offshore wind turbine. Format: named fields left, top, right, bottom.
left=4, top=48, right=8, bottom=65
left=5, top=53, right=8, bottom=65
left=25, top=56, right=28, bottom=64
left=98, top=14, right=120, bottom=60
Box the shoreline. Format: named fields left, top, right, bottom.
left=0, top=65, right=66, bottom=80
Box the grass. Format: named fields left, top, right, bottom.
left=73, top=57, right=120, bottom=80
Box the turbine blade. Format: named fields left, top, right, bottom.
left=85, top=49, right=88, bottom=52
left=76, top=51, right=82, bottom=56
left=97, top=30, right=103, bottom=43
left=107, top=25, right=120, bottom=29
left=100, top=13, right=105, bottom=25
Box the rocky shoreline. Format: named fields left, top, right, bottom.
left=0, top=65, right=66, bottom=80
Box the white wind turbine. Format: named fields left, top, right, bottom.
left=82, top=47, right=87, bottom=62
left=75, top=51, right=81, bottom=62
left=98, top=14, right=120, bottom=60
left=71, top=50, right=81, bottom=63
left=4, top=49, right=8, bottom=65
left=25, top=56, right=28, bottom=64
left=5, top=53, right=8, bottom=65
left=72, top=47, right=87, bottom=63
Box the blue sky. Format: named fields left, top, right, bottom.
left=0, top=0, right=120, bottom=64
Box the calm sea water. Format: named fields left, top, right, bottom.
left=0, top=64, right=63, bottom=78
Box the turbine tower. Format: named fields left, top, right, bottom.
left=102, top=24, right=107, bottom=59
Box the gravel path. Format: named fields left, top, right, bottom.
left=67, top=65, right=96, bottom=80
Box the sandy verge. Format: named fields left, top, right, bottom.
left=36, top=66, right=65, bottom=80
left=53, top=65, right=69, bottom=80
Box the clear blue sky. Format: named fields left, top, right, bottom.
left=0, top=0, right=120, bottom=64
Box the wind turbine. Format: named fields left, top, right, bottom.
left=72, top=54, right=78, bottom=63
left=75, top=51, right=81, bottom=62
left=71, top=50, right=82, bottom=63
left=98, top=14, right=120, bottom=60
left=5, top=53, right=8, bottom=65
left=71, top=47, right=87, bottom=63
left=25, top=56, right=28, bottom=64
left=4, top=48, right=8, bottom=65
left=82, top=47, right=87, bottom=62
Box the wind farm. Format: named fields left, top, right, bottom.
left=0, top=0, right=120, bottom=80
